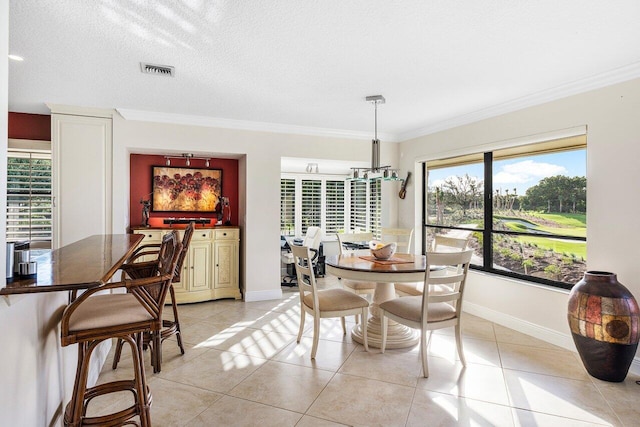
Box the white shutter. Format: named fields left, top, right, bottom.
left=369, top=179, right=382, bottom=239
left=6, top=151, right=52, bottom=245
left=301, top=180, right=322, bottom=234
left=350, top=181, right=367, bottom=232
left=325, top=180, right=344, bottom=234
left=280, top=178, right=295, bottom=235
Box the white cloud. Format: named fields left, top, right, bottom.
left=494, top=160, right=566, bottom=186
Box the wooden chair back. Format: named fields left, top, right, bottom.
left=431, top=235, right=470, bottom=252
left=381, top=228, right=414, bottom=254
left=337, top=232, right=373, bottom=256
left=291, top=244, right=319, bottom=311
left=173, top=222, right=195, bottom=283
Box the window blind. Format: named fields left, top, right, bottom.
left=6, top=151, right=52, bottom=244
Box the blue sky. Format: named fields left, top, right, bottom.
left=428, top=149, right=586, bottom=195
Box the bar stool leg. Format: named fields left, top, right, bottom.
left=65, top=342, right=90, bottom=427
left=111, top=338, right=125, bottom=370
left=129, top=332, right=152, bottom=427
left=169, top=284, right=185, bottom=355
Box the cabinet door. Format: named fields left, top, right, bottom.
left=214, top=241, right=238, bottom=289
left=52, top=114, right=112, bottom=248
left=188, top=242, right=211, bottom=291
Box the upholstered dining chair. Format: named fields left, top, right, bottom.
left=60, top=232, right=181, bottom=426
left=336, top=231, right=377, bottom=297
left=291, top=244, right=369, bottom=359
left=380, top=249, right=473, bottom=378
left=381, top=227, right=414, bottom=254
left=394, top=234, right=470, bottom=297
left=113, top=223, right=195, bottom=373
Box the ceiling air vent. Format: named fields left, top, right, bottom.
left=140, top=62, right=175, bottom=77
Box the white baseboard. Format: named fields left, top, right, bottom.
left=464, top=302, right=640, bottom=376
left=244, top=288, right=283, bottom=302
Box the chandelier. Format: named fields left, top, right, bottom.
left=349, top=95, right=401, bottom=181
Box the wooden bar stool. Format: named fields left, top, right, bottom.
left=113, top=223, right=195, bottom=373
left=60, top=232, right=181, bottom=426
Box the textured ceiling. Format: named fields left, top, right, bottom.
left=8, top=0, right=640, bottom=140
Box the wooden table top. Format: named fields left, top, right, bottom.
left=325, top=253, right=428, bottom=284
left=1, top=234, right=144, bottom=295
left=325, top=253, right=427, bottom=273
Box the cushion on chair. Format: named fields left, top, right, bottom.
left=343, top=280, right=377, bottom=291
left=68, top=294, right=153, bottom=332
left=394, top=283, right=453, bottom=296
left=281, top=252, right=294, bottom=264
left=303, top=288, right=369, bottom=311
left=394, top=282, right=423, bottom=296
left=380, top=296, right=456, bottom=323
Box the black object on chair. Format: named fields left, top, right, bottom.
left=281, top=227, right=323, bottom=286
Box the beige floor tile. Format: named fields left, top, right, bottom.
left=504, top=369, right=619, bottom=425
left=428, top=333, right=502, bottom=367
left=512, top=408, right=614, bottom=426
left=177, top=318, right=230, bottom=346
left=160, top=348, right=267, bottom=393
left=493, top=324, right=565, bottom=350
left=229, top=360, right=335, bottom=413
left=417, top=356, right=511, bottom=406
left=295, top=415, right=350, bottom=426
left=498, top=342, right=589, bottom=380
left=435, top=315, right=496, bottom=341
left=307, top=373, right=414, bottom=427
left=185, top=395, right=302, bottom=427
left=339, top=346, right=422, bottom=387
left=243, top=294, right=300, bottom=313
left=248, top=307, right=305, bottom=335
left=301, top=317, right=357, bottom=343
left=272, top=336, right=357, bottom=372
left=407, top=389, right=515, bottom=427
left=175, top=300, right=236, bottom=320
left=590, top=373, right=640, bottom=427
left=87, top=376, right=222, bottom=426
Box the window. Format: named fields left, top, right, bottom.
left=281, top=174, right=381, bottom=237
left=301, top=180, right=322, bottom=234
left=6, top=150, right=53, bottom=246
left=325, top=180, right=345, bottom=234
left=280, top=178, right=295, bottom=235
left=424, top=135, right=586, bottom=289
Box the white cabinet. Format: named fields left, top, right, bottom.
left=131, top=227, right=241, bottom=303
left=51, top=109, right=113, bottom=248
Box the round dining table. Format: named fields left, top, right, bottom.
left=325, top=253, right=427, bottom=349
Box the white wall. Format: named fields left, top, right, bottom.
left=398, top=78, right=640, bottom=355
left=1, top=4, right=76, bottom=424
left=112, top=114, right=400, bottom=301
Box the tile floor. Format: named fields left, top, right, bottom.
left=90, top=276, right=640, bottom=426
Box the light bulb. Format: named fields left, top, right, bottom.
left=205, top=159, right=210, bottom=167
left=166, top=158, right=171, bottom=166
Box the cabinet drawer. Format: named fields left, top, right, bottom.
left=192, top=229, right=212, bottom=241
left=136, top=230, right=163, bottom=242
left=214, top=229, right=239, bottom=240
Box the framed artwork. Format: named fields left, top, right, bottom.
left=152, top=166, right=222, bottom=212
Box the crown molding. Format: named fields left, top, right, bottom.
left=116, top=108, right=399, bottom=142
left=119, top=62, right=640, bottom=143
left=397, top=61, right=640, bottom=142
left=47, top=104, right=115, bottom=118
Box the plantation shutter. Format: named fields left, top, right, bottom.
left=350, top=180, right=367, bottom=232
left=6, top=151, right=53, bottom=244
left=301, top=179, right=322, bottom=234
left=325, top=180, right=344, bottom=234
left=369, top=179, right=382, bottom=239
left=280, top=178, right=295, bottom=235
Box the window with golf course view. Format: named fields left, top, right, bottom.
left=425, top=135, right=586, bottom=289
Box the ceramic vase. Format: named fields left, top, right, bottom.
left=567, top=271, right=639, bottom=382
left=222, top=197, right=232, bottom=226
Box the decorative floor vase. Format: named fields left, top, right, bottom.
left=568, top=271, right=639, bottom=382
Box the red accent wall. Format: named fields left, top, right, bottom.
left=129, top=154, right=239, bottom=228
left=8, top=112, right=51, bottom=140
